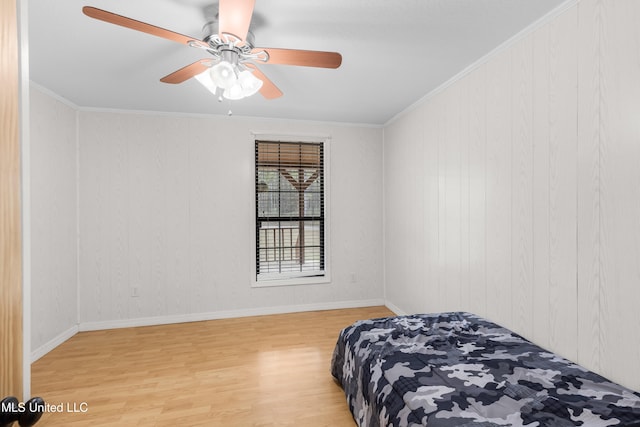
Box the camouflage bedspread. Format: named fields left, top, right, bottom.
left=331, top=312, right=640, bottom=426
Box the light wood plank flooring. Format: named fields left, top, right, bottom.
left=31, top=306, right=394, bottom=426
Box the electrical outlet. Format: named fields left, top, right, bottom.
left=131, top=287, right=139, bottom=297
left=350, top=273, right=357, bottom=283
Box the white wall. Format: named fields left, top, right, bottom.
left=30, top=87, right=79, bottom=358
left=30, top=0, right=640, bottom=393
left=383, top=0, right=640, bottom=391
left=77, top=111, right=384, bottom=328
left=30, top=86, right=384, bottom=354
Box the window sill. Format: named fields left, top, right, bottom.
left=252, top=273, right=330, bottom=288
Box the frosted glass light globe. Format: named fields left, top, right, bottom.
left=210, top=61, right=237, bottom=90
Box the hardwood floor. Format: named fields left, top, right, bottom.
left=31, top=306, right=394, bottom=426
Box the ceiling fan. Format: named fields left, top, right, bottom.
left=82, top=0, right=342, bottom=101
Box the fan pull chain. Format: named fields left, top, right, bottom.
left=213, top=88, right=233, bottom=115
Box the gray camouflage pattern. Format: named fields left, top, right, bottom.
left=331, top=312, right=640, bottom=426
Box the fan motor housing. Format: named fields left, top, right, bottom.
left=202, top=20, right=255, bottom=50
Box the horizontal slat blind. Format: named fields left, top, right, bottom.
left=255, top=140, right=325, bottom=280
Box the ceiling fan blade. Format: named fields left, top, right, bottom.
left=82, top=6, right=208, bottom=49
left=245, top=64, right=283, bottom=99
left=218, top=0, right=255, bottom=44
left=254, top=48, right=342, bottom=69
left=160, top=60, right=212, bottom=84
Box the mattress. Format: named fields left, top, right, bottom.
left=331, top=312, right=640, bottom=426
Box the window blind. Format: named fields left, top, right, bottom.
left=255, top=140, right=325, bottom=280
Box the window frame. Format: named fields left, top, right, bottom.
left=251, top=133, right=331, bottom=288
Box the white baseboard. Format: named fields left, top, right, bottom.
left=31, top=325, right=79, bottom=363
left=78, top=298, right=386, bottom=332
left=31, top=299, right=385, bottom=361
left=384, top=300, right=407, bottom=316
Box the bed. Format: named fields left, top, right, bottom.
left=331, top=312, right=640, bottom=426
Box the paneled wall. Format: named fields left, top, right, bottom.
left=30, top=88, right=79, bottom=356
left=78, top=112, right=384, bottom=327
left=383, top=0, right=640, bottom=390
left=578, top=0, right=640, bottom=389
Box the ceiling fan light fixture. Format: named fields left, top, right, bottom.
left=237, top=69, right=263, bottom=96
left=223, top=83, right=245, bottom=100
left=223, top=70, right=262, bottom=100
left=209, top=49, right=240, bottom=89
left=210, top=60, right=237, bottom=89
left=194, top=69, right=219, bottom=95
left=196, top=64, right=262, bottom=100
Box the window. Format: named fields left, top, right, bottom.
left=255, top=140, right=326, bottom=283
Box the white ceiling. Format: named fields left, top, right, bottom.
left=29, top=0, right=568, bottom=125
